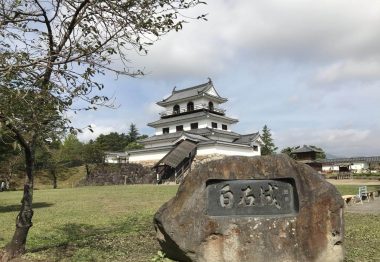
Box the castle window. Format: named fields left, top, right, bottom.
left=162, top=127, right=169, bottom=134
left=176, top=125, right=183, bottom=132
left=173, top=104, right=180, bottom=114
left=222, top=124, right=227, bottom=130
left=190, top=122, right=198, bottom=129
left=187, top=101, right=194, bottom=112
left=209, top=101, right=214, bottom=111
left=211, top=122, right=218, bottom=129
left=253, top=145, right=258, bottom=151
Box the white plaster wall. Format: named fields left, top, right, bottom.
left=351, top=162, right=369, bottom=171
left=130, top=143, right=260, bottom=163
left=163, top=97, right=221, bottom=112
left=206, top=87, right=218, bottom=97
left=104, top=156, right=119, bottom=164
left=144, top=141, right=172, bottom=148
left=129, top=150, right=169, bottom=162
left=322, top=162, right=369, bottom=172
left=104, top=155, right=127, bottom=164
left=197, top=144, right=260, bottom=157
left=155, top=118, right=209, bottom=135
left=322, top=165, right=340, bottom=172
left=155, top=119, right=231, bottom=135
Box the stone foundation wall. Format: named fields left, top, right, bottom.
left=82, top=163, right=155, bottom=185
left=193, top=154, right=226, bottom=167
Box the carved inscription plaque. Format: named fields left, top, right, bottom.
left=206, top=179, right=299, bottom=216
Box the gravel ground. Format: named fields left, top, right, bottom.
left=345, top=198, right=380, bottom=215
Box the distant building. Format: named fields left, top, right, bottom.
left=291, top=145, right=323, bottom=171
left=104, top=152, right=128, bottom=164
left=321, top=156, right=380, bottom=173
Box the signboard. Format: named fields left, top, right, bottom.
left=206, top=179, right=299, bottom=216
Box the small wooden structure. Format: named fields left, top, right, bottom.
left=291, top=145, right=323, bottom=171
left=153, top=140, right=197, bottom=184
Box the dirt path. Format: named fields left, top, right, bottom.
left=327, top=179, right=380, bottom=186
left=345, top=198, right=380, bottom=215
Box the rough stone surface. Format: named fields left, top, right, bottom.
left=82, top=163, right=155, bottom=185
left=154, top=154, right=344, bottom=262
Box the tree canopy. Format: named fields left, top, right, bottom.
left=0, top=0, right=205, bottom=259
left=261, top=125, right=278, bottom=155
left=280, top=145, right=326, bottom=159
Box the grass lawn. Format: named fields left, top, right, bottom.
left=0, top=184, right=379, bottom=261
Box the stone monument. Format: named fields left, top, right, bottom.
left=154, top=154, right=344, bottom=262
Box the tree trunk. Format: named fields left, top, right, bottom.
left=85, top=164, right=91, bottom=180
left=3, top=147, right=34, bottom=261
left=51, top=168, right=57, bottom=189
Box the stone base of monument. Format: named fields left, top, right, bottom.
left=154, top=154, right=344, bottom=262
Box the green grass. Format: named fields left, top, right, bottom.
left=335, top=185, right=380, bottom=195
left=0, top=184, right=379, bottom=261
left=0, top=185, right=178, bottom=261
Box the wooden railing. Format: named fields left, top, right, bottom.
left=336, top=172, right=353, bottom=179
left=159, top=104, right=225, bottom=117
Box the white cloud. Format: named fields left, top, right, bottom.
left=314, top=59, right=380, bottom=84
left=145, top=102, right=162, bottom=116
left=128, top=0, right=380, bottom=79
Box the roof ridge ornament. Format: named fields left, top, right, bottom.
left=172, top=86, right=177, bottom=93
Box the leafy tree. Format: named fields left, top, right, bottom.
left=127, top=123, right=140, bottom=143
left=125, top=141, right=144, bottom=151
left=280, top=145, right=326, bottom=160
left=82, top=140, right=103, bottom=179
left=261, top=125, right=278, bottom=155
left=83, top=140, right=103, bottom=164
left=35, top=141, right=64, bottom=189
left=138, top=134, right=149, bottom=140
left=60, top=134, right=84, bottom=167
left=0, top=138, right=22, bottom=188
left=95, top=132, right=128, bottom=152
left=0, top=0, right=205, bottom=259
left=280, top=146, right=300, bottom=159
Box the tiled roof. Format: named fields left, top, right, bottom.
left=177, top=132, right=211, bottom=142
left=320, top=156, right=380, bottom=164
left=154, top=140, right=197, bottom=168
left=141, top=132, right=183, bottom=143
left=291, top=145, right=323, bottom=154
left=233, top=133, right=260, bottom=145
left=187, top=127, right=242, bottom=138
left=141, top=128, right=260, bottom=147
left=157, top=80, right=227, bottom=105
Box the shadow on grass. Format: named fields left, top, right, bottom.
left=27, top=215, right=159, bottom=261
left=0, top=202, right=54, bottom=213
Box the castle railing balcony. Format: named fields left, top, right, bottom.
left=159, top=104, right=226, bottom=118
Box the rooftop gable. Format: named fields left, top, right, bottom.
left=157, top=79, right=227, bottom=105
left=233, top=132, right=261, bottom=145
left=291, top=145, right=323, bottom=154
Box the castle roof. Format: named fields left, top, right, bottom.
left=233, top=132, right=261, bottom=145
left=291, top=145, right=323, bottom=154
left=140, top=128, right=259, bottom=146
left=157, top=79, right=227, bottom=106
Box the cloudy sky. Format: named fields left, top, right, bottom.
left=74, top=0, right=380, bottom=157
